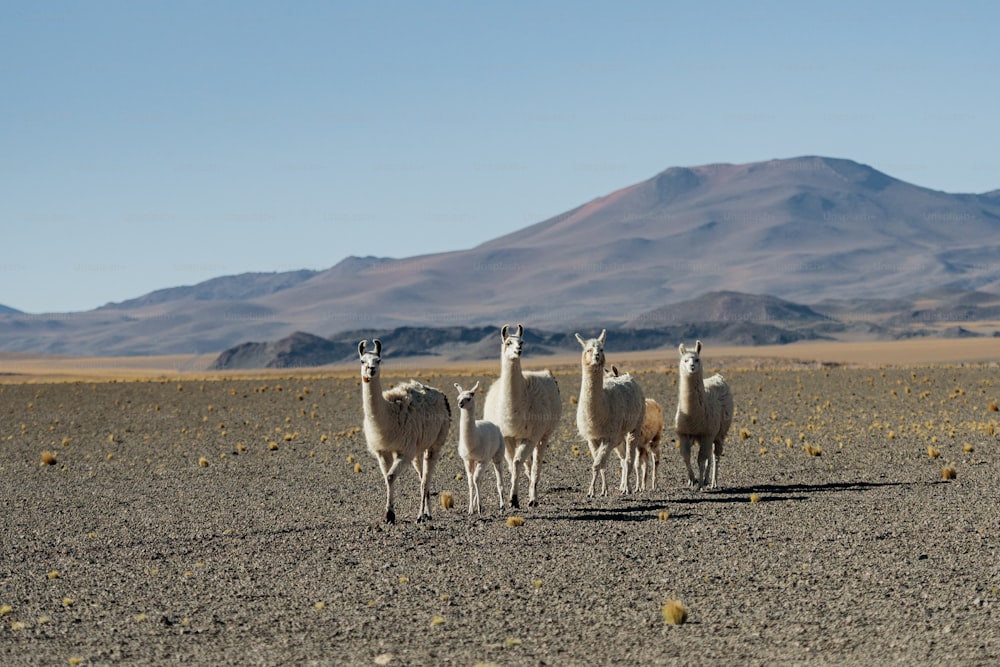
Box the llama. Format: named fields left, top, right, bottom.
left=358, top=339, right=451, bottom=523
left=674, top=340, right=734, bottom=490
left=637, top=398, right=664, bottom=491
left=604, top=366, right=664, bottom=492
left=454, top=381, right=506, bottom=515
left=575, top=330, right=645, bottom=497
left=482, top=324, right=562, bottom=508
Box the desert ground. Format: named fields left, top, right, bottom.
left=1, top=341, right=999, bottom=665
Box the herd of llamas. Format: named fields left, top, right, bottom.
left=358, top=324, right=733, bottom=523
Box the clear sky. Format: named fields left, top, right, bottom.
left=3, top=0, right=998, bottom=314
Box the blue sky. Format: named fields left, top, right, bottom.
left=3, top=0, right=998, bottom=313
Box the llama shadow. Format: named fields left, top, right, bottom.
left=552, top=502, right=692, bottom=523
left=672, top=479, right=907, bottom=505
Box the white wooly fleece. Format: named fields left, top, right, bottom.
left=575, top=331, right=645, bottom=497
left=359, top=339, right=451, bottom=523
left=482, top=324, right=562, bottom=508
left=674, top=340, right=734, bottom=490
left=455, top=382, right=506, bottom=515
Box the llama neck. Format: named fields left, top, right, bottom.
left=362, top=375, right=388, bottom=424
left=458, top=404, right=476, bottom=444
left=579, top=363, right=608, bottom=420
left=678, top=370, right=706, bottom=414
left=498, top=354, right=525, bottom=401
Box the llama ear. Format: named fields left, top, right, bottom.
left=575, top=333, right=586, bottom=347
left=598, top=329, right=607, bottom=345
left=501, top=324, right=509, bottom=339
left=454, top=383, right=462, bottom=392
left=358, top=340, right=367, bottom=358
left=515, top=323, right=523, bottom=337
left=678, top=343, right=686, bottom=356
left=373, top=338, right=382, bottom=356
left=695, top=340, right=702, bottom=354
left=471, top=381, right=480, bottom=393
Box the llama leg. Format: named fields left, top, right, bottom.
left=508, top=440, right=529, bottom=508
left=415, top=448, right=438, bottom=521
left=379, top=451, right=406, bottom=524
left=650, top=450, right=658, bottom=491
left=616, top=445, right=628, bottom=494
left=586, top=440, right=600, bottom=497
left=465, top=459, right=477, bottom=515
left=695, top=437, right=711, bottom=491
left=638, top=450, right=647, bottom=492
left=492, top=456, right=506, bottom=511
left=527, top=442, right=544, bottom=507
left=624, top=433, right=637, bottom=495
left=592, top=442, right=612, bottom=497
left=472, top=461, right=486, bottom=514
left=710, top=439, right=724, bottom=489
left=679, top=434, right=697, bottom=488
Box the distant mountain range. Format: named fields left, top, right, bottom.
left=209, top=290, right=1000, bottom=370
left=2, top=156, right=1000, bottom=358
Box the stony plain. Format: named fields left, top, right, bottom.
left=1, top=357, right=998, bottom=665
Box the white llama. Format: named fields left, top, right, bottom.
left=605, top=366, right=664, bottom=493
left=575, top=330, right=646, bottom=497
left=482, top=324, right=562, bottom=508
left=358, top=339, right=451, bottom=523
left=454, top=381, right=506, bottom=515
left=674, top=340, right=734, bottom=490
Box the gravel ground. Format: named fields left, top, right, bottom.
left=1, top=361, right=999, bottom=666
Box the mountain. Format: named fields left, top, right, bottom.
left=3, top=156, right=1000, bottom=356
left=624, top=291, right=830, bottom=328
left=99, top=270, right=318, bottom=310
left=209, top=331, right=355, bottom=370
left=0, top=304, right=21, bottom=315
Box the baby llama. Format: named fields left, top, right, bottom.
left=575, top=330, right=645, bottom=497
left=637, top=398, right=664, bottom=492
left=674, top=340, right=734, bottom=490
left=454, top=382, right=506, bottom=515
left=483, top=324, right=562, bottom=508
left=358, top=339, right=451, bottom=523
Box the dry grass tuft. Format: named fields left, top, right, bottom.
left=963, top=443, right=974, bottom=453
left=657, top=510, right=670, bottom=521
left=941, top=463, right=957, bottom=480
left=40, top=451, right=58, bottom=466
left=506, top=516, right=525, bottom=527
left=353, top=463, right=362, bottom=474
left=803, top=444, right=823, bottom=457
left=662, top=599, right=688, bottom=625
left=989, top=401, right=998, bottom=412
left=440, top=492, right=455, bottom=510
left=750, top=493, right=761, bottom=503
left=431, top=614, right=445, bottom=626
left=927, top=445, right=940, bottom=459
left=198, top=457, right=209, bottom=467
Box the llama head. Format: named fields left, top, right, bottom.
left=575, top=329, right=607, bottom=369
left=358, top=339, right=382, bottom=383
left=677, top=340, right=703, bottom=377
left=454, top=381, right=481, bottom=410
left=499, top=323, right=525, bottom=360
